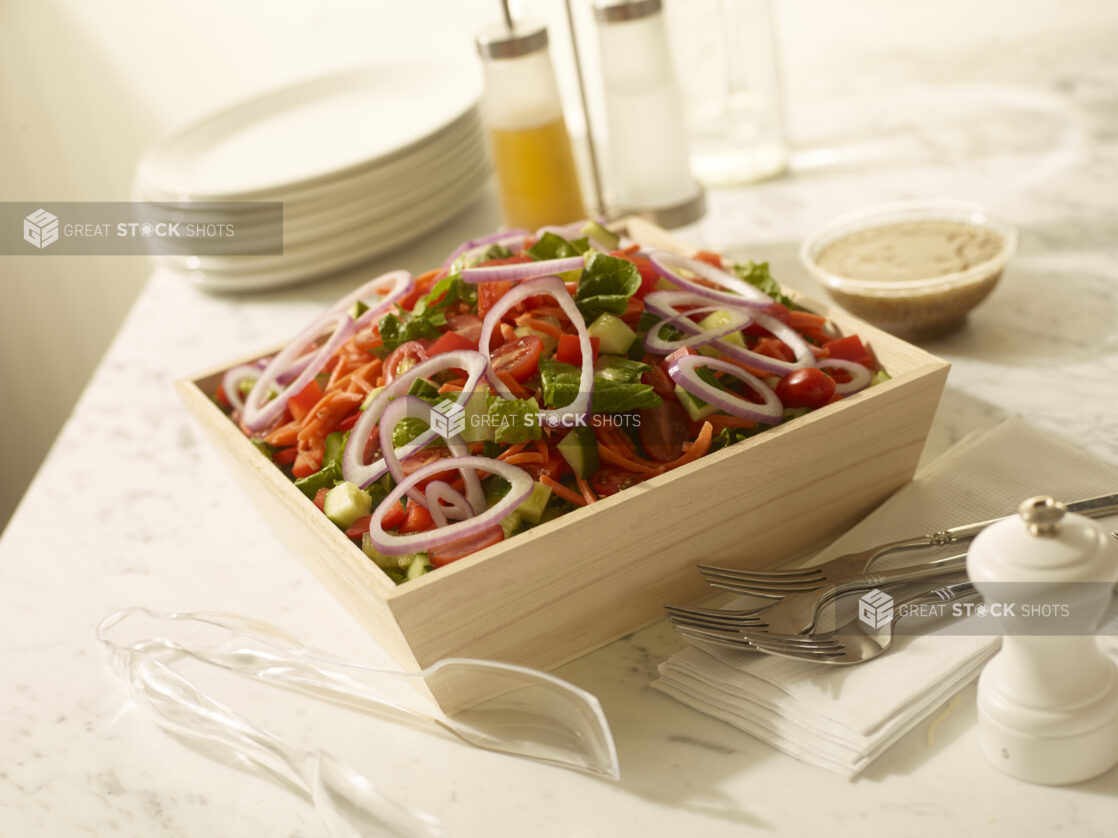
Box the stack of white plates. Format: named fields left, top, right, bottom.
left=135, top=61, right=489, bottom=291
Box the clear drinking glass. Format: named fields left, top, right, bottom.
left=664, top=0, right=788, bottom=186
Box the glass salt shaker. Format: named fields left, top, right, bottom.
left=475, top=20, right=586, bottom=230
left=593, top=1, right=705, bottom=228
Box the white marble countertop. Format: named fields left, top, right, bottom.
left=4, top=13, right=1118, bottom=837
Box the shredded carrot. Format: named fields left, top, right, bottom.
left=264, top=420, right=299, bottom=448
left=661, top=421, right=713, bottom=470
left=521, top=317, right=563, bottom=339
left=497, top=371, right=530, bottom=399
left=437, top=382, right=463, bottom=394
left=499, top=322, right=517, bottom=344
left=532, top=438, right=548, bottom=459
left=503, top=452, right=546, bottom=465
left=707, top=414, right=756, bottom=431
left=520, top=305, right=570, bottom=321
left=540, top=475, right=586, bottom=507
left=599, top=445, right=661, bottom=474
left=575, top=476, right=598, bottom=505
left=496, top=443, right=528, bottom=461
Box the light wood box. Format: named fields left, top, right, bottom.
left=176, top=221, right=949, bottom=710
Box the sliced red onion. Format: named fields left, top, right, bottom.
left=221, top=364, right=260, bottom=413
left=815, top=358, right=873, bottom=395
left=461, top=255, right=584, bottom=284
left=650, top=251, right=773, bottom=309
left=667, top=355, right=783, bottom=425
left=643, top=290, right=725, bottom=319
left=326, top=270, right=414, bottom=328
left=377, top=395, right=484, bottom=512
left=424, top=481, right=473, bottom=528
left=242, top=311, right=354, bottom=432
left=442, top=229, right=530, bottom=269
left=342, top=350, right=488, bottom=489
left=367, top=456, right=533, bottom=555
left=478, top=276, right=593, bottom=427
left=643, top=305, right=753, bottom=354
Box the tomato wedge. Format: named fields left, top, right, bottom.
left=384, top=341, right=429, bottom=382
left=555, top=334, right=600, bottom=367
left=380, top=498, right=407, bottom=531
left=428, top=330, right=477, bottom=355
left=824, top=335, right=875, bottom=368
left=428, top=526, right=505, bottom=567
left=400, top=447, right=459, bottom=489
left=490, top=335, right=543, bottom=382
left=478, top=280, right=512, bottom=318
left=638, top=400, right=691, bottom=462
left=345, top=514, right=371, bottom=541
left=399, top=499, right=435, bottom=534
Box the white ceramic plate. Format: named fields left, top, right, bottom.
left=159, top=168, right=493, bottom=290
left=137, top=61, right=482, bottom=201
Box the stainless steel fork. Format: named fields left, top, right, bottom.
left=696, top=491, right=1118, bottom=597
left=666, top=548, right=969, bottom=636
left=674, top=578, right=978, bottom=665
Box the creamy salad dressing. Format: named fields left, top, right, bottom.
left=816, top=220, right=1004, bottom=283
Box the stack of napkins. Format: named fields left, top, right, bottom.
left=652, top=418, right=1118, bottom=778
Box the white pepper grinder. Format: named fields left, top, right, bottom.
left=967, top=496, right=1118, bottom=784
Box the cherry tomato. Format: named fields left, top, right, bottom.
left=428, top=526, right=505, bottom=567
left=824, top=335, right=875, bottom=368
left=641, top=357, right=676, bottom=399
left=590, top=467, right=644, bottom=497
left=775, top=367, right=836, bottom=409
left=490, top=335, right=543, bottom=382
left=428, top=331, right=476, bottom=355
left=519, top=453, right=565, bottom=482
left=400, top=447, right=459, bottom=490
left=638, top=400, right=691, bottom=462
left=555, top=334, right=600, bottom=367
left=384, top=341, right=429, bottom=383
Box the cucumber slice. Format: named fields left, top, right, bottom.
left=696, top=310, right=746, bottom=349
left=517, top=482, right=553, bottom=525
left=587, top=313, right=637, bottom=355
left=459, top=387, right=493, bottom=443
left=404, top=554, right=431, bottom=580
left=324, top=481, right=372, bottom=529
left=580, top=219, right=620, bottom=250
left=675, top=385, right=719, bottom=422
left=557, top=426, right=599, bottom=478
left=407, top=377, right=440, bottom=401
left=500, top=509, right=522, bottom=538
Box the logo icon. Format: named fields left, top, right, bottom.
left=23, top=208, right=59, bottom=249
left=858, top=588, right=894, bottom=629
left=430, top=399, right=466, bottom=439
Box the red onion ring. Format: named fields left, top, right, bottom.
left=326, top=270, right=414, bottom=329
left=462, top=255, right=584, bottom=284
left=242, top=311, right=355, bottom=432
left=815, top=358, right=873, bottom=395
left=341, top=350, right=488, bottom=489
left=442, top=229, right=530, bottom=269
left=221, top=364, right=260, bottom=413
left=667, top=355, right=783, bottom=425
left=424, top=480, right=473, bottom=527
left=646, top=290, right=814, bottom=375
left=649, top=251, right=773, bottom=309
left=367, top=456, right=533, bottom=555
left=643, top=305, right=753, bottom=354
left=377, top=395, right=484, bottom=513
left=478, top=276, right=594, bottom=426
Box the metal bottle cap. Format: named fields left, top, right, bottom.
left=594, top=0, right=663, bottom=23
left=476, top=20, right=549, bottom=60
left=1019, top=496, right=1067, bottom=537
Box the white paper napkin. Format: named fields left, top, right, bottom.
left=652, top=417, right=1118, bottom=778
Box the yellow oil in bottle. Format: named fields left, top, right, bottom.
left=489, top=116, right=585, bottom=231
